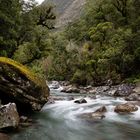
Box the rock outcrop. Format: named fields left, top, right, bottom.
left=74, top=98, right=87, bottom=104
left=114, top=103, right=138, bottom=113
left=44, top=0, right=86, bottom=28
left=0, top=57, right=50, bottom=113
left=0, top=103, right=19, bottom=129
left=114, top=84, right=133, bottom=97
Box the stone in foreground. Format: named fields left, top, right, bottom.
left=0, top=103, right=19, bottom=129
left=114, top=103, right=138, bottom=113
left=74, top=98, right=87, bottom=104
left=0, top=57, right=49, bottom=112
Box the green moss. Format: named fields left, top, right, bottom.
left=125, top=74, right=140, bottom=84
left=0, top=57, right=45, bottom=87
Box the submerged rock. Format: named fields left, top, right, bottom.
left=74, top=98, right=87, bottom=104
left=95, top=106, right=107, bottom=113
left=67, top=96, right=74, bottom=101
left=114, top=103, right=138, bottom=113
left=19, top=116, right=33, bottom=127
left=0, top=103, right=19, bottom=129
left=0, top=57, right=49, bottom=112
left=79, top=106, right=107, bottom=120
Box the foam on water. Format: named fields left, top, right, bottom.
left=42, top=94, right=137, bottom=123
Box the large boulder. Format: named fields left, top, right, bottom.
left=0, top=57, right=49, bottom=112
left=0, top=103, right=19, bottom=129
left=114, top=84, right=133, bottom=97
left=114, top=103, right=138, bottom=113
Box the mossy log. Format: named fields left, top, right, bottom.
left=0, top=57, right=49, bottom=113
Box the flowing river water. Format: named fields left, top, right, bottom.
left=11, top=85, right=140, bottom=140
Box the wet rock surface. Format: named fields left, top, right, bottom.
left=58, top=82, right=135, bottom=98
left=0, top=58, right=50, bottom=112
left=114, top=103, right=138, bottom=113
left=19, top=116, right=34, bottom=128
left=61, top=85, right=80, bottom=93
left=74, top=98, right=87, bottom=104
left=113, top=84, right=133, bottom=97
left=125, top=93, right=140, bottom=101
left=0, top=103, right=19, bottom=129
left=79, top=106, right=107, bottom=120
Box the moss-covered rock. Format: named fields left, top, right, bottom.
left=0, top=57, right=49, bottom=113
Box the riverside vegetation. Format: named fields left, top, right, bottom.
left=0, top=0, right=140, bottom=139
left=0, top=0, right=140, bottom=85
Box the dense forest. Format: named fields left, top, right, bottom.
left=0, top=0, right=140, bottom=86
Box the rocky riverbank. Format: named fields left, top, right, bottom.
left=0, top=57, right=50, bottom=139
left=49, top=81, right=139, bottom=99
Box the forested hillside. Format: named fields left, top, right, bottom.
left=44, top=0, right=86, bottom=27
left=0, top=0, right=56, bottom=77
left=45, top=0, right=140, bottom=85
left=0, top=0, right=140, bottom=86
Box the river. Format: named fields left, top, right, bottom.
left=11, top=84, right=140, bottom=140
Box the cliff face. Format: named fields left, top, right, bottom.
left=44, top=0, right=86, bottom=28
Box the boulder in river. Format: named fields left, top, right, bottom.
left=74, top=98, right=87, bottom=104
left=0, top=57, right=50, bottom=113
left=61, top=85, right=80, bottom=93
left=0, top=103, right=19, bottom=129
left=114, top=103, right=138, bottom=113
left=48, top=81, right=60, bottom=89
left=114, top=84, right=133, bottom=97
left=79, top=106, right=107, bottom=120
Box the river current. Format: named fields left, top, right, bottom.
left=11, top=85, right=140, bottom=140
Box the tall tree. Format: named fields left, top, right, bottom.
left=0, top=0, right=21, bottom=57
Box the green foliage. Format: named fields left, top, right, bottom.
left=0, top=0, right=21, bottom=57
left=47, top=0, right=140, bottom=85
left=1, top=0, right=140, bottom=84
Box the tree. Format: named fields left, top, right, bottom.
left=0, top=0, right=21, bottom=57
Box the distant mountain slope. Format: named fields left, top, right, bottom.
left=44, top=0, right=86, bottom=28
